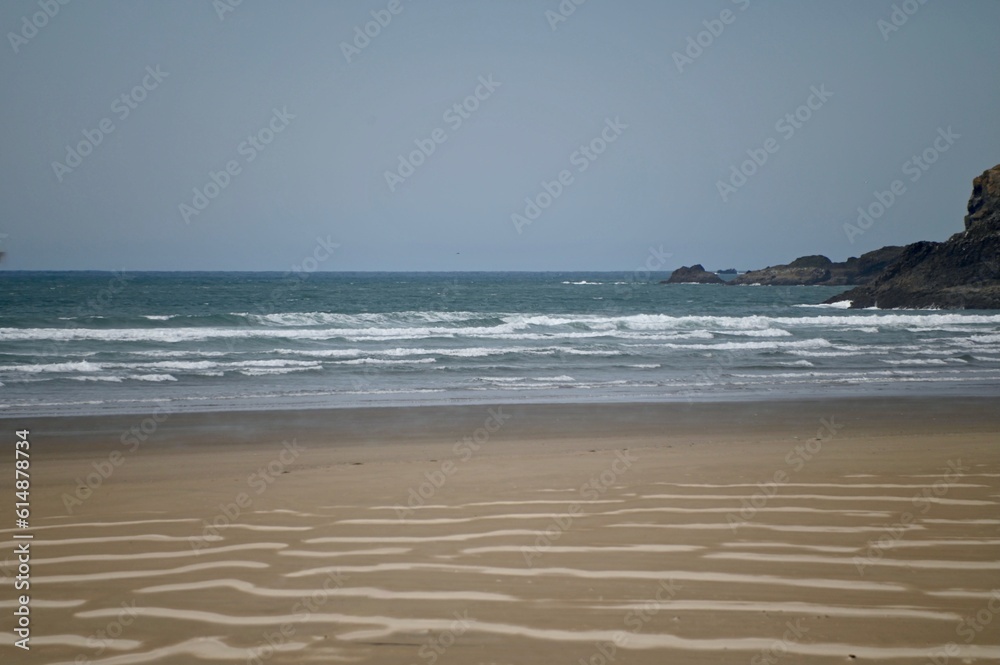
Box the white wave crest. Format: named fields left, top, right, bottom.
left=794, top=301, right=852, bottom=309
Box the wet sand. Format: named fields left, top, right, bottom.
left=2, top=397, right=1000, bottom=664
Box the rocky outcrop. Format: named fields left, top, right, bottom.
left=662, top=264, right=725, bottom=284
left=730, top=264, right=831, bottom=286
left=729, top=247, right=905, bottom=286
left=965, top=165, right=1000, bottom=233
left=826, top=164, right=1000, bottom=309
left=834, top=246, right=908, bottom=285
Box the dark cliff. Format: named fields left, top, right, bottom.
left=826, top=164, right=1000, bottom=309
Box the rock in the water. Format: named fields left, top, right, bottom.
left=826, top=163, right=1000, bottom=309
left=730, top=264, right=832, bottom=286
left=728, top=247, right=904, bottom=286
left=662, top=264, right=725, bottom=284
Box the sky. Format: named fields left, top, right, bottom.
left=1, top=0, right=999, bottom=272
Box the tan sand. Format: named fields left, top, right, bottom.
left=2, top=396, right=999, bottom=664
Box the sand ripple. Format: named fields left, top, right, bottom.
left=28, top=465, right=1000, bottom=665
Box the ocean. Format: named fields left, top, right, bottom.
left=2, top=271, right=999, bottom=417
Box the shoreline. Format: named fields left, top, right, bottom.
left=8, top=394, right=999, bottom=453
left=6, top=373, right=1000, bottom=421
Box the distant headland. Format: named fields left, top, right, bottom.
left=666, top=163, right=1000, bottom=310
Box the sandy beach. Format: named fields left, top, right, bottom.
left=3, top=396, right=1000, bottom=664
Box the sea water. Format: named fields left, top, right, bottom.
left=1, top=271, right=999, bottom=416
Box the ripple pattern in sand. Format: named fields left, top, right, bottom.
left=15, top=471, right=1000, bottom=665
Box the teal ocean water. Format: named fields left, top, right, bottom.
left=2, top=272, right=999, bottom=416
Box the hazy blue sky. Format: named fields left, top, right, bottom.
left=2, top=0, right=999, bottom=271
